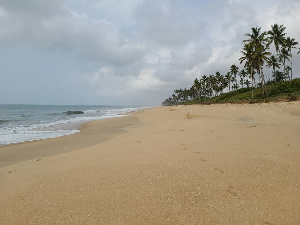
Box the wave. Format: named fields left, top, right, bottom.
left=84, top=110, right=100, bottom=114
left=0, top=106, right=150, bottom=146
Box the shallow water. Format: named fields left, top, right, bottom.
left=0, top=104, right=144, bottom=146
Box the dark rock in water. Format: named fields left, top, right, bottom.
left=66, top=111, right=84, bottom=115
left=0, top=120, right=10, bottom=124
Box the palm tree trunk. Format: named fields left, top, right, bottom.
left=283, top=59, right=287, bottom=80
left=261, top=67, right=268, bottom=97
left=290, top=49, right=293, bottom=80
left=291, top=60, right=293, bottom=80
left=259, top=67, right=264, bottom=95
left=251, top=67, right=254, bottom=99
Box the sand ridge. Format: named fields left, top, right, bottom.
left=0, top=102, right=299, bottom=224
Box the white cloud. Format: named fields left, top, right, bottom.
left=185, top=65, right=202, bottom=80
left=0, top=0, right=299, bottom=105
left=132, top=69, right=171, bottom=91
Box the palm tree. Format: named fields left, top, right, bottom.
left=244, top=27, right=270, bottom=96
left=239, top=77, right=244, bottom=88
left=245, top=27, right=269, bottom=49
left=208, top=74, right=216, bottom=97
left=285, top=66, right=291, bottom=80
left=214, top=72, right=227, bottom=95
left=244, top=66, right=255, bottom=86
left=225, top=72, right=232, bottom=91
left=240, top=43, right=255, bottom=98
left=171, top=94, right=178, bottom=104
left=192, top=78, right=201, bottom=99
left=244, top=79, right=250, bottom=88
left=230, top=64, right=239, bottom=86
left=239, top=69, right=247, bottom=77
left=274, top=71, right=285, bottom=82
left=279, top=47, right=291, bottom=80
left=201, top=75, right=208, bottom=99
left=232, top=83, right=239, bottom=90
left=239, top=69, right=247, bottom=88
left=285, top=37, right=298, bottom=80
left=255, top=44, right=271, bottom=95
left=268, top=24, right=286, bottom=53
left=267, top=55, right=280, bottom=82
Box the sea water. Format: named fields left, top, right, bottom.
left=0, top=105, right=144, bottom=146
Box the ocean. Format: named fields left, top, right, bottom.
left=0, top=104, right=145, bottom=146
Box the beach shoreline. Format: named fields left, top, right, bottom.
left=0, top=102, right=299, bottom=224
left=0, top=114, right=139, bottom=167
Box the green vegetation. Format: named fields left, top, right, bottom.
left=162, top=24, right=300, bottom=106
left=182, top=79, right=300, bottom=105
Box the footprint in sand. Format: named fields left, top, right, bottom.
left=214, top=168, right=224, bottom=173
left=8, top=170, right=17, bottom=174
left=227, top=185, right=238, bottom=196
left=263, top=221, right=275, bottom=225
left=200, top=158, right=206, bottom=162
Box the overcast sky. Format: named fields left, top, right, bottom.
left=0, top=0, right=299, bottom=105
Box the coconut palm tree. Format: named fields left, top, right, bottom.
left=279, top=47, right=291, bottom=80
left=285, top=37, right=298, bottom=80
left=208, top=74, right=216, bottom=97
left=244, top=66, right=255, bottom=85
left=268, top=24, right=286, bottom=53
left=239, top=77, right=244, bottom=88
left=274, top=71, right=285, bottom=82
left=285, top=66, right=292, bottom=80
left=244, top=27, right=270, bottom=95
left=225, top=72, right=232, bottom=91
left=267, top=55, right=280, bottom=82
left=240, top=43, right=255, bottom=98
left=230, top=64, right=239, bottom=86
left=255, top=44, right=271, bottom=95
left=244, top=79, right=250, bottom=88
left=239, top=69, right=247, bottom=88
left=192, top=78, right=201, bottom=99
left=232, top=83, right=239, bottom=90
left=201, top=75, right=208, bottom=99
left=214, top=72, right=226, bottom=95
left=239, top=69, right=247, bottom=77
left=245, top=27, right=269, bottom=49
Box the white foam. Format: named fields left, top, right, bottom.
left=0, top=106, right=146, bottom=146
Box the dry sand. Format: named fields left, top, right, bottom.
left=0, top=102, right=299, bottom=224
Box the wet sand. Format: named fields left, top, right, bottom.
left=0, top=102, right=299, bottom=224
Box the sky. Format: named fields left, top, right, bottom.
left=0, top=0, right=299, bottom=105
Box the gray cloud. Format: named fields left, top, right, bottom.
left=0, top=0, right=299, bottom=105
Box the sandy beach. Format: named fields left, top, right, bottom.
left=0, top=102, right=299, bottom=224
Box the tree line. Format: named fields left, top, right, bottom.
left=163, top=24, right=299, bottom=105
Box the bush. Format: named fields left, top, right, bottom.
left=289, top=96, right=298, bottom=101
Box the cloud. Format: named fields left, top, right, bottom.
left=0, top=0, right=299, bottom=105
left=132, top=69, right=172, bottom=91
left=0, top=0, right=146, bottom=66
